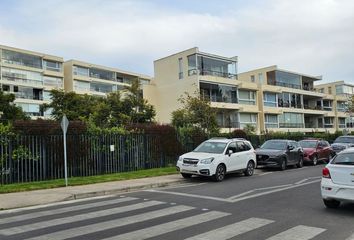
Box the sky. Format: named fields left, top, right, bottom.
left=0, top=0, right=353, bottom=83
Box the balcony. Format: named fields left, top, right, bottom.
left=279, top=123, right=304, bottom=128
left=218, top=121, right=240, bottom=129
left=189, top=69, right=237, bottom=79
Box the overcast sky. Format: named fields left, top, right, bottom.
left=1, top=0, right=353, bottom=83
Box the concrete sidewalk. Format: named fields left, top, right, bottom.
left=0, top=174, right=184, bottom=210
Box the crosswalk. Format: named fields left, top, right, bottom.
left=0, top=196, right=327, bottom=240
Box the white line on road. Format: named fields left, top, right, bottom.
left=27, top=205, right=194, bottom=240
left=101, top=211, right=230, bottom=240
left=184, top=217, right=274, bottom=240
left=0, top=200, right=164, bottom=236
left=0, top=197, right=138, bottom=225
left=266, top=225, right=326, bottom=240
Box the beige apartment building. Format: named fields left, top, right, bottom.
left=63, top=60, right=151, bottom=97
left=0, top=45, right=64, bottom=117
left=147, top=47, right=353, bottom=134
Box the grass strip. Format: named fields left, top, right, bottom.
left=0, top=167, right=177, bottom=193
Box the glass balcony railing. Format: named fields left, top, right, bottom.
left=188, top=69, right=237, bottom=79
left=279, top=123, right=304, bottom=128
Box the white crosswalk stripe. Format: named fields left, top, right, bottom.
left=185, top=217, right=274, bottom=240
left=0, top=200, right=164, bottom=236
left=0, top=196, right=138, bottom=225
left=266, top=225, right=326, bottom=240
left=0, top=197, right=329, bottom=240
left=102, top=211, right=231, bottom=240
left=27, top=205, right=194, bottom=240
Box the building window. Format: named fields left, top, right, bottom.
left=250, top=75, right=255, bottom=82
left=200, top=82, right=237, bottom=103
left=318, top=88, right=324, bottom=93
left=90, top=82, right=114, bottom=93
left=216, top=110, right=239, bottom=128
left=323, top=100, right=332, bottom=111
left=89, top=68, right=115, bottom=81
left=263, top=92, right=277, bottom=107
left=43, top=91, right=52, bottom=101
left=1, top=49, right=42, bottom=69
left=43, top=76, right=63, bottom=88
left=1, top=67, right=43, bottom=86
left=324, top=117, right=334, bottom=128
left=338, top=118, right=346, bottom=128
left=239, top=113, right=257, bottom=129
left=178, top=58, right=183, bottom=79
left=238, top=90, right=256, bottom=105
left=265, top=114, right=278, bottom=128
left=328, top=87, right=332, bottom=94
left=279, top=112, right=304, bottom=128
left=74, top=80, right=90, bottom=92
left=267, top=70, right=301, bottom=89
left=16, top=103, right=41, bottom=116
left=73, top=66, right=89, bottom=77
left=258, top=73, right=263, bottom=84
left=337, top=101, right=347, bottom=112
left=43, top=60, right=62, bottom=72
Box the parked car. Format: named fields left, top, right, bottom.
left=321, top=148, right=354, bottom=208
left=256, top=139, right=303, bottom=170
left=176, top=138, right=256, bottom=182
left=298, top=139, right=334, bottom=165
left=331, top=136, right=354, bottom=153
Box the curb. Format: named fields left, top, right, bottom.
left=72, top=179, right=186, bottom=200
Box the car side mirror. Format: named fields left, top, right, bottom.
left=227, top=149, right=233, bottom=156
left=287, top=145, right=294, bottom=151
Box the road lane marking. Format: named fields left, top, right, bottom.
left=27, top=205, right=194, bottom=240
left=185, top=217, right=274, bottom=240
left=0, top=197, right=138, bottom=225
left=146, top=179, right=321, bottom=203
left=145, top=190, right=232, bottom=202
left=102, top=211, right=230, bottom=240
left=0, top=194, right=118, bottom=215
left=266, top=225, right=326, bottom=240
left=0, top=200, right=164, bottom=236
left=346, top=232, right=354, bottom=240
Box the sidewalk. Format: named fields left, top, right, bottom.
left=0, top=174, right=184, bottom=210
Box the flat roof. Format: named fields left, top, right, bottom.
left=0, top=44, right=63, bottom=62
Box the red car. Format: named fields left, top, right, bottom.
left=298, top=139, right=334, bottom=165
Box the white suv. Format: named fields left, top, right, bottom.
left=176, top=138, right=256, bottom=182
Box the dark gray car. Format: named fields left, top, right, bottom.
left=256, top=139, right=304, bottom=170
left=331, top=136, right=354, bottom=153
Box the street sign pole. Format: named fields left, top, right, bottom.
left=61, top=115, right=69, bottom=187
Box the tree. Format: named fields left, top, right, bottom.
left=171, top=91, right=219, bottom=136
left=41, top=89, right=99, bottom=121
left=0, top=90, right=28, bottom=123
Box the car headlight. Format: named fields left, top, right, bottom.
left=200, top=157, right=214, bottom=164
left=177, top=156, right=183, bottom=162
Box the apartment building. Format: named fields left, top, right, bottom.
left=0, top=45, right=64, bottom=117
left=238, top=66, right=346, bottom=133
left=63, top=60, right=151, bottom=97
left=145, top=47, right=261, bottom=133
left=315, top=80, right=354, bottom=128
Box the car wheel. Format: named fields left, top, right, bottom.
left=297, top=156, right=304, bottom=168
left=280, top=158, right=287, bottom=171
left=214, top=164, right=226, bottom=182
left=312, top=155, right=318, bottom=166
left=323, top=199, right=340, bottom=208
left=244, top=161, right=255, bottom=176
left=181, top=173, right=192, bottom=179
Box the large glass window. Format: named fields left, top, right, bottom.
left=43, top=76, right=63, bottom=88
left=279, top=112, right=304, bottom=128
left=324, top=117, right=334, bottom=128
left=278, top=92, right=301, bottom=108
left=90, top=82, right=114, bottom=93
left=265, top=114, right=278, bottom=128
left=1, top=67, right=43, bottom=86
left=16, top=103, right=41, bottom=116
left=338, top=118, right=346, bottom=128
left=73, top=66, right=89, bottom=77
left=323, top=100, right=332, bottom=111
left=1, top=49, right=42, bottom=69
left=216, top=110, right=239, bottom=128
left=43, top=60, right=62, bottom=72
left=238, top=90, right=256, bottom=105
left=43, top=91, right=52, bottom=101
left=337, top=101, right=347, bottom=112
left=263, top=92, right=277, bottom=107
left=89, top=68, right=115, bottom=81
left=267, top=70, right=301, bottom=89
left=239, top=113, right=257, bottom=129
left=74, top=80, right=90, bottom=91
left=188, top=54, right=236, bottom=79
left=200, top=82, right=237, bottom=103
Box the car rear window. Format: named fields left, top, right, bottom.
left=334, top=137, right=354, bottom=144
left=331, top=153, right=354, bottom=165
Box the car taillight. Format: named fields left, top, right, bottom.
left=322, top=167, right=331, bottom=179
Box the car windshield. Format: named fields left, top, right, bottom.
left=299, top=141, right=317, bottom=148
left=331, top=153, right=354, bottom=165
left=260, top=141, right=287, bottom=150
left=334, top=137, right=354, bottom=144
left=193, top=141, right=227, bottom=154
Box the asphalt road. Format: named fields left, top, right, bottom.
left=1, top=165, right=354, bottom=240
